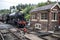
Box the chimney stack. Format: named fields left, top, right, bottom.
left=57, top=0, right=58, bottom=3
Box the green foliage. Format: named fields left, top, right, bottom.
left=37, top=2, right=56, bottom=7
left=23, top=5, right=36, bottom=20
left=0, top=9, right=10, bottom=14
left=25, top=14, right=31, bottom=20
left=10, top=6, right=15, bottom=9
left=23, top=6, right=31, bottom=13
left=16, top=4, right=29, bottom=11
left=37, top=2, right=48, bottom=7
left=22, top=6, right=31, bottom=20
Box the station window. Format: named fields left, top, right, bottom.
left=41, top=13, right=48, bottom=20
left=32, top=15, right=35, bottom=19
left=52, top=13, right=57, bottom=20
left=35, top=23, right=41, bottom=29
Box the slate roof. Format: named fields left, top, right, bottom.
left=30, top=4, right=55, bottom=13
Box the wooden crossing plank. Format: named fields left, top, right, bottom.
left=52, top=35, right=60, bottom=38
left=25, top=34, right=43, bottom=40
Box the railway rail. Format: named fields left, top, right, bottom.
left=0, top=28, right=30, bottom=40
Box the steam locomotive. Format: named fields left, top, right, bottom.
left=0, top=11, right=27, bottom=28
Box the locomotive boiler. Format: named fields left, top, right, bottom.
left=5, top=11, right=27, bottom=28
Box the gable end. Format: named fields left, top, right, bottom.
left=51, top=3, right=60, bottom=9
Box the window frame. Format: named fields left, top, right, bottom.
left=32, top=15, right=35, bottom=19
left=52, top=12, right=57, bottom=20
left=35, top=23, right=41, bottom=29
left=41, top=13, right=48, bottom=20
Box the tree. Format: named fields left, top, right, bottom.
left=37, top=2, right=48, bottom=7
left=16, top=5, right=22, bottom=11
left=0, top=9, right=10, bottom=14
left=23, top=5, right=36, bottom=20
left=37, top=2, right=56, bottom=7
left=10, top=6, right=15, bottom=13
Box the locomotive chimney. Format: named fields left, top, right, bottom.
left=47, top=0, right=51, bottom=4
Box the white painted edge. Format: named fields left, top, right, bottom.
left=48, top=31, right=54, bottom=33
left=51, top=3, right=60, bottom=9
left=40, top=20, right=57, bottom=22
left=31, top=19, right=37, bottom=21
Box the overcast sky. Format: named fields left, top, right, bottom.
left=0, top=0, right=60, bottom=10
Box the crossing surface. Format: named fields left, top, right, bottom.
left=25, top=33, right=43, bottom=40
left=0, top=28, right=30, bottom=40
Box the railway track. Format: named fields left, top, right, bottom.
left=0, top=28, right=30, bottom=40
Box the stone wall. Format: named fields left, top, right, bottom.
left=30, top=21, right=58, bottom=31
